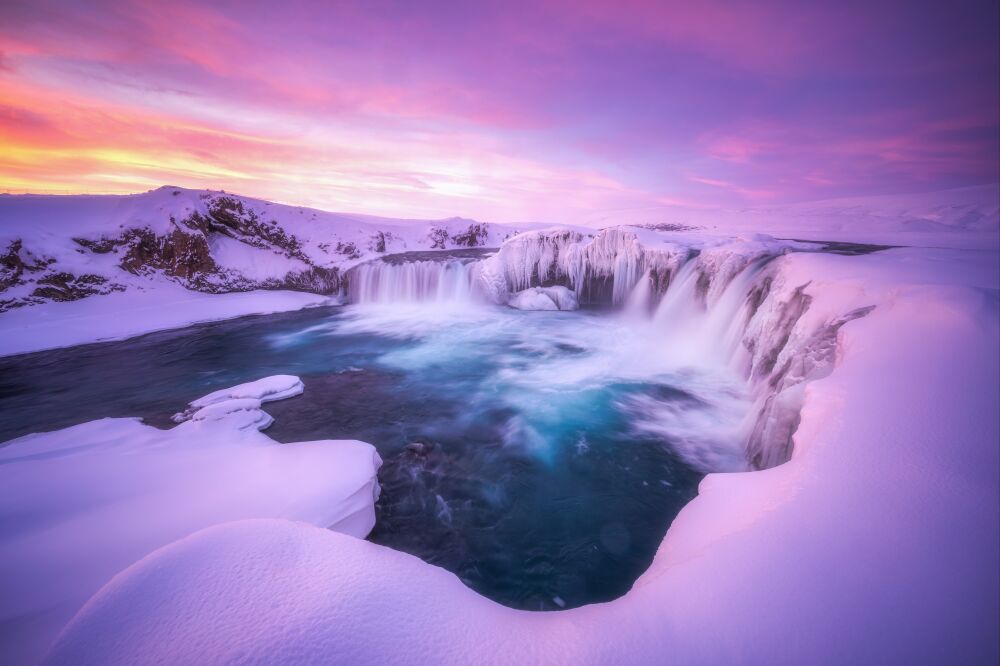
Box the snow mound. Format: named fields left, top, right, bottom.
left=0, top=285, right=330, bottom=358
left=46, top=520, right=524, bottom=666
left=173, top=374, right=304, bottom=422
left=0, top=380, right=381, bottom=665
left=507, top=286, right=580, bottom=311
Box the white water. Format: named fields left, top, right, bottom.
left=328, top=301, right=754, bottom=473
left=344, top=240, right=778, bottom=380
left=344, top=228, right=830, bottom=470
left=348, top=259, right=482, bottom=304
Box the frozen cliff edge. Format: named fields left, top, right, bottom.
left=0, top=376, right=382, bottom=665
left=474, top=226, right=881, bottom=470
left=46, top=244, right=1000, bottom=664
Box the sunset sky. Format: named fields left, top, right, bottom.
left=1, top=0, right=997, bottom=222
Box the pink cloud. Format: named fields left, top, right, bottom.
left=0, top=0, right=996, bottom=215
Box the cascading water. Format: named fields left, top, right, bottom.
left=343, top=227, right=834, bottom=473
left=343, top=226, right=874, bottom=471
left=0, top=224, right=884, bottom=622
left=347, top=256, right=483, bottom=304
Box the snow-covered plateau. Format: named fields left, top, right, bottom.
left=1, top=186, right=998, bottom=664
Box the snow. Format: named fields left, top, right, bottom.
left=0, top=283, right=329, bottom=357
left=572, top=183, right=999, bottom=248
left=507, top=286, right=579, bottom=311
left=0, top=186, right=519, bottom=288
left=0, top=378, right=382, bottom=665
left=208, top=234, right=312, bottom=281
left=42, top=240, right=999, bottom=665
left=1, top=185, right=997, bottom=663
left=185, top=374, right=304, bottom=410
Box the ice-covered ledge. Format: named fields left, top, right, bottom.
left=45, top=245, right=1000, bottom=664
left=0, top=376, right=381, bottom=665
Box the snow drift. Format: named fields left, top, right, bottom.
left=0, top=376, right=382, bottom=665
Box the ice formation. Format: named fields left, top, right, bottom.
left=332, top=223, right=987, bottom=471
left=342, top=225, right=880, bottom=469
left=507, top=286, right=579, bottom=311
left=3, top=184, right=994, bottom=356
left=0, top=376, right=381, bottom=665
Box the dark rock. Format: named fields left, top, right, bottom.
left=427, top=227, right=449, bottom=249
left=0, top=240, right=26, bottom=291
left=73, top=237, right=117, bottom=253
left=1, top=240, right=52, bottom=290
left=405, top=441, right=435, bottom=457
left=334, top=241, right=361, bottom=260
left=119, top=227, right=216, bottom=280
left=451, top=223, right=490, bottom=247
left=279, top=266, right=341, bottom=295
left=30, top=272, right=125, bottom=302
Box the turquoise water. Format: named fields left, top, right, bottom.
left=0, top=303, right=749, bottom=610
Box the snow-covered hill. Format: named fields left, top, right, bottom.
left=0, top=186, right=519, bottom=313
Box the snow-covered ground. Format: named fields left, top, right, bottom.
left=574, top=183, right=1000, bottom=249
left=0, top=283, right=329, bottom=356
left=1, top=185, right=998, bottom=663
left=0, top=376, right=381, bottom=665
left=44, top=242, right=1000, bottom=665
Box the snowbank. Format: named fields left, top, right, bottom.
left=507, top=286, right=579, bottom=311
left=45, top=245, right=999, bottom=664
left=173, top=374, right=304, bottom=420
left=0, top=377, right=382, bottom=665
left=0, top=283, right=329, bottom=357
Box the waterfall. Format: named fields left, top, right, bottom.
left=476, top=228, right=686, bottom=307
left=347, top=258, right=481, bottom=304
left=615, top=238, right=873, bottom=470
left=344, top=228, right=873, bottom=470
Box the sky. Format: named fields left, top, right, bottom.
left=0, top=0, right=997, bottom=222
